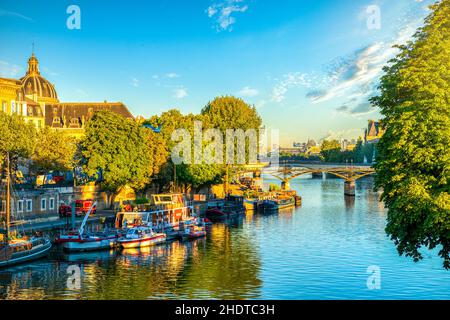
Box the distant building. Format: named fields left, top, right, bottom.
left=364, top=120, right=384, bottom=144
left=0, top=53, right=134, bottom=138
left=341, top=139, right=356, bottom=151
left=306, top=139, right=317, bottom=148
left=306, top=146, right=321, bottom=156
left=279, top=147, right=304, bottom=156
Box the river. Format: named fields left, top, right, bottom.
left=0, top=175, right=449, bottom=299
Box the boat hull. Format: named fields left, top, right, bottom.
left=119, top=235, right=166, bottom=249
left=181, top=231, right=206, bottom=241
left=60, top=238, right=117, bottom=252
left=0, top=240, right=52, bottom=268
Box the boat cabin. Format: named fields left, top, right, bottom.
left=115, top=194, right=193, bottom=229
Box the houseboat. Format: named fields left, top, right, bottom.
left=115, top=194, right=197, bottom=239
left=205, top=195, right=246, bottom=222
left=260, top=195, right=296, bottom=211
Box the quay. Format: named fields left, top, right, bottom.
left=11, top=210, right=116, bottom=234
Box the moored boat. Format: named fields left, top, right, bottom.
left=55, top=201, right=119, bottom=252
left=259, top=199, right=278, bottom=211
left=56, top=232, right=118, bottom=252
left=0, top=236, right=52, bottom=268
left=1, top=152, right=52, bottom=268
left=181, top=225, right=206, bottom=241
left=276, top=196, right=296, bottom=209
left=118, top=226, right=166, bottom=249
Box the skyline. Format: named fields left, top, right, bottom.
left=0, top=0, right=434, bottom=145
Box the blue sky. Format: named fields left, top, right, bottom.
left=0, top=0, right=434, bottom=145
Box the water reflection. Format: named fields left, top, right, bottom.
left=0, top=222, right=262, bottom=300
left=1, top=177, right=450, bottom=299
left=344, top=195, right=355, bottom=210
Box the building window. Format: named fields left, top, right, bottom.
left=37, top=120, right=42, bottom=128
left=17, top=200, right=24, bottom=213
left=49, top=198, right=55, bottom=210
left=26, top=199, right=32, bottom=212
left=41, top=198, right=46, bottom=211
left=11, top=101, right=16, bottom=113
left=0, top=201, right=5, bottom=213
left=2, top=101, right=7, bottom=113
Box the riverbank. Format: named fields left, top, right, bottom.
left=11, top=210, right=116, bottom=234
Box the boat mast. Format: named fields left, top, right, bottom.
left=5, top=152, right=10, bottom=244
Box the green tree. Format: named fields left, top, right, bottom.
left=201, top=96, right=262, bottom=165
left=371, top=0, right=450, bottom=268
left=177, top=163, right=224, bottom=192
left=201, top=96, right=262, bottom=133
left=320, top=140, right=341, bottom=163
left=31, top=127, right=77, bottom=174
left=0, top=112, right=36, bottom=159
left=353, top=138, right=365, bottom=163
left=80, top=111, right=153, bottom=202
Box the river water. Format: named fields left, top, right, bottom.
left=0, top=175, right=449, bottom=300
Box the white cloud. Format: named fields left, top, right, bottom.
left=0, top=9, right=34, bottom=22
left=305, top=16, right=427, bottom=114
left=271, top=72, right=311, bottom=103
left=206, top=0, right=248, bottom=31
left=166, top=72, right=180, bottom=78
left=238, top=86, right=259, bottom=97
left=320, top=128, right=364, bottom=143
left=0, top=60, right=23, bottom=78
left=174, top=87, right=188, bottom=99
left=131, top=77, right=139, bottom=87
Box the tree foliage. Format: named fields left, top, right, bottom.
left=0, top=112, right=36, bottom=159
left=202, top=96, right=262, bottom=165
left=147, top=97, right=263, bottom=191
left=320, top=140, right=341, bottom=162
left=353, top=138, right=365, bottom=163
left=80, top=111, right=155, bottom=194
left=31, top=127, right=77, bottom=174
left=177, top=163, right=224, bottom=191
left=201, top=96, right=262, bottom=132
left=371, top=0, right=450, bottom=268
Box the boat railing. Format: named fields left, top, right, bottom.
left=117, top=205, right=195, bottom=226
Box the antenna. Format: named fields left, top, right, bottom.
left=32, top=41, right=35, bottom=55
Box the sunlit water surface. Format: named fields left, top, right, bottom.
left=1, top=176, right=449, bottom=299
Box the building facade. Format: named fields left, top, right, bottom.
left=0, top=53, right=134, bottom=137
left=364, top=120, right=384, bottom=144
left=0, top=188, right=60, bottom=219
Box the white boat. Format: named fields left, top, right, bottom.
left=0, top=152, right=52, bottom=268
left=118, top=226, right=166, bottom=249
left=55, top=201, right=118, bottom=252
left=56, top=232, right=117, bottom=252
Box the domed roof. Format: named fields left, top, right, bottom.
left=20, top=54, right=58, bottom=103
